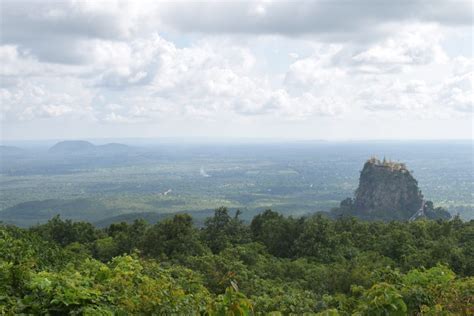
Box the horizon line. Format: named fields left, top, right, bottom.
left=1, top=137, right=473, bottom=145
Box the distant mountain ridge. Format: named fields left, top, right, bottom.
left=49, top=140, right=132, bottom=154
left=49, top=140, right=95, bottom=153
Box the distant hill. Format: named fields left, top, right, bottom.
left=0, top=198, right=109, bottom=227
left=0, top=197, right=215, bottom=227
left=49, top=140, right=96, bottom=153
left=49, top=141, right=132, bottom=155
left=332, top=157, right=451, bottom=221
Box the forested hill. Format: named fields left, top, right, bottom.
left=1, top=208, right=473, bottom=314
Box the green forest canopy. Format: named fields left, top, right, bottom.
left=1, top=208, right=473, bottom=315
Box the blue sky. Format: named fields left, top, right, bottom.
left=1, top=0, right=472, bottom=140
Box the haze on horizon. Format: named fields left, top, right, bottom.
left=1, top=0, right=473, bottom=141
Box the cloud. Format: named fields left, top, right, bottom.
left=160, top=0, right=472, bottom=37
left=0, top=78, right=93, bottom=121
left=0, top=0, right=471, bottom=140
left=452, top=56, right=474, bottom=76
left=349, top=24, right=448, bottom=73
left=2, top=0, right=471, bottom=66
left=1, top=28, right=468, bottom=124
left=438, top=70, right=473, bottom=113
left=90, top=36, right=173, bottom=88
left=356, top=65, right=473, bottom=116
left=233, top=89, right=346, bottom=119
left=0, top=45, right=36, bottom=76
left=357, top=79, right=432, bottom=112
left=284, top=45, right=346, bottom=92
left=1, top=0, right=159, bottom=64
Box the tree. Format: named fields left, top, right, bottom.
left=355, top=283, right=407, bottom=316
left=31, top=215, right=100, bottom=246
left=142, top=214, right=206, bottom=259
left=250, top=209, right=301, bottom=257
left=107, top=219, right=148, bottom=255
left=209, top=283, right=253, bottom=316
left=295, top=214, right=340, bottom=262
left=202, top=207, right=250, bottom=253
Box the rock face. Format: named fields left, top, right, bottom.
left=334, top=157, right=450, bottom=221
left=353, top=158, right=423, bottom=218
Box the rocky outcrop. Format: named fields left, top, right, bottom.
left=334, top=157, right=450, bottom=221
left=354, top=158, right=423, bottom=218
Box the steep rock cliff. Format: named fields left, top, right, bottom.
left=334, top=157, right=450, bottom=221
left=353, top=158, right=423, bottom=218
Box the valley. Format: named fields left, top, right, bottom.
left=1, top=140, right=472, bottom=226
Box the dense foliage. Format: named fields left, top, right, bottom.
left=1, top=209, right=473, bottom=315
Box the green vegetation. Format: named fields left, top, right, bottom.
left=1, top=209, right=473, bottom=314
left=1, top=142, right=473, bottom=226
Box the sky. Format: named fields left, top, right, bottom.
left=0, top=0, right=473, bottom=141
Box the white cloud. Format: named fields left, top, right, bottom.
left=0, top=78, right=94, bottom=121
left=0, top=0, right=472, bottom=139
left=284, top=45, right=346, bottom=92
left=356, top=64, right=473, bottom=116
left=0, top=45, right=42, bottom=76
left=357, top=79, right=433, bottom=113
left=159, top=0, right=472, bottom=37
left=1, top=0, right=160, bottom=64
left=90, top=36, right=170, bottom=88
left=452, top=56, right=474, bottom=76
left=350, top=24, right=448, bottom=73
left=438, top=72, right=473, bottom=113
